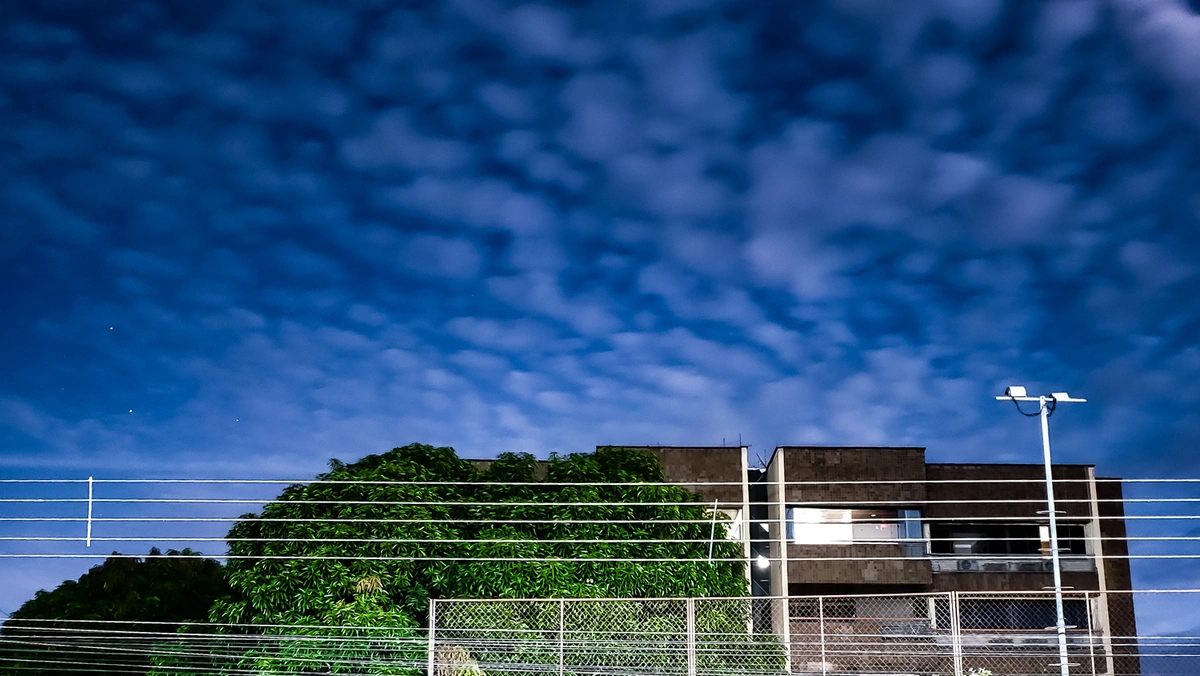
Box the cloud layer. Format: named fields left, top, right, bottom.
left=3, top=0, right=1200, bottom=618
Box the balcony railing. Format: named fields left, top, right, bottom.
left=930, top=556, right=1096, bottom=573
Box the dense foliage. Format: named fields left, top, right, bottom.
left=2, top=444, right=773, bottom=675
left=0, top=548, right=228, bottom=676
left=214, top=444, right=746, bottom=628
left=194, top=443, right=749, bottom=673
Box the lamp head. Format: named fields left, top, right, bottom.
left=1005, top=385, right=1027, bottom=398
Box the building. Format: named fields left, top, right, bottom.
left=470, top=443, right=1137, bottom=674
left=628, top=444, right=1138, bottom=675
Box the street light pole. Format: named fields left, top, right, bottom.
left=997, top=387, right=1086, bottom=676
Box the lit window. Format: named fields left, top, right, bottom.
left=787, top=507, right=923, bottom=545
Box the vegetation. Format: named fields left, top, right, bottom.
left=196, top=443, right=751, bottom=673
left=4, top=444, right=778, bottom=674
left=0, top=548, right=228, bottom=676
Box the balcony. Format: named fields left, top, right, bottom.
left=931, top=556, right=1096, bottom=573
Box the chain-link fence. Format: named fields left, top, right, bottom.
left=431, top=597, right=785, bottom=676
left=432, top=591, right=1148, bottom=676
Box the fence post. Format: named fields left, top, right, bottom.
left=85, top=476, right=93, bottom=547
left=686, top=597, right=697, bottom=676
left=427, top=599, right=436, bottom=676
left=949, top=592, right=963, bottom=676
left=819, top=596, right=827, bottom=675
left=1087, top=594, right=1097, bottom=676
left=780, top=596, right=792, bottom=674
left=559, top=599, right=565, bottom=676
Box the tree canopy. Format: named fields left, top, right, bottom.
left=0, top=548, right=228, bottom=676
left=196, top=443, right=749, bottom=673
left=214, top=443, right=746, bottom=628
left=4, top=444, right=762, bottom=675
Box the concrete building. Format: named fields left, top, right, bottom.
left=622, top=444, right=1138, bottom=675
left=472, top=443, right=1138, bottom=673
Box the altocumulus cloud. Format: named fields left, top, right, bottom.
left=3, top=0, right=1200, bottom=615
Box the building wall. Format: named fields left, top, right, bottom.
left=614, top=445, right=748, bottom=506
left=925, top=463, right=1094, bottom=520
left=778, top=446, right=927, bottom=505
left=786, top=543, right=932, bottom=585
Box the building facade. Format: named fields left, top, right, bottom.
left=634, top=444, right=1138, bottom=675
left=472, top=444, right=1138, bottom=674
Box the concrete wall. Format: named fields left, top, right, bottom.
left=925, top=463, right=1094, bottom=520
left=613, top=446, right=748, bottom=506
left=778, top=446, right=927, bottom=505
left=787, top=543, right=932, bottom=585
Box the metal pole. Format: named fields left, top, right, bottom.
left=686, top=597, right=697, bottom=676
left=427, top=599, right=437, bottom=676
left=559, top=599, right=565, bottom=676
left=1087, top=593, right=1097, bottom=676
left=818, top=596, right=827, bottom=675
left=86, top=476, right=93, bottom=548
left=708, top=499, right=719, bottom=562
left=1041, top=396, right=1071, bottom=676
left=949, top=592, right=963, bottom=676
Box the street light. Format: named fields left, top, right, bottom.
left=997, top=386, right=1086, bottom=676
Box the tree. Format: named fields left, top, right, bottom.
left=0, top=548, right=228, bottom=676
left=188, top=443, right=751, bottom=674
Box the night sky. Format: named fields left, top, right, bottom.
left=3, top=0, right=1200, bottom=626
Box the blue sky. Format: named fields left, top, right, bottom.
left=3, top=0, right=1200, bottom=620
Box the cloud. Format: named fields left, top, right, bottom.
left=5, top=0, right=1200, bottom=633
left=1112, top=0, right=1200, bottom=125
left=400, top=234, right=485, bottom=280
left=341, top=108, right=474, bottom=173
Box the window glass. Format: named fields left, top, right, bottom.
left=929, top=522, right=1087, bottom=556
left=959, top=599, right=1089, bottom=630
left=935, top=598, right=1088, bottom=631
left=787, top=507, right=922, bottom=544
left=899, top=509, right=923, bottom=539
left=789, top=507, right=853, bottom=543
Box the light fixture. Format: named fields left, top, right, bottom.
left=996, top=385, right=1086, bottom=676
left=755, top=554, right=770, bottom=569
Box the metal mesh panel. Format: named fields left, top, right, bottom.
left=432, top=592, right=1155, bottom=676
left=694, top=597, right=787, bottom=676
left=955, top=592, right=1103, bottom=676
left=434, top=599, right=560, bottom=676
left=433, top=598, right=785, bottom=676
left=790, top=594, right=948, bottom=675
left=564, top=599, right=688, bottom=675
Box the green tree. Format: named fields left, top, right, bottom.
left=0, top=548, right=228, bottom=676
left=184, top=443, right=752, bottom=674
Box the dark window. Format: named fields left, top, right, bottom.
left=1058, top=524, right=1088, bottom=555
left=790, top=598, right=855, bottom=618
left=933, top=599, right=1088, bottom=631
left=961, top=599, right=1089, bottom=630
left=929, top=523, right=1086, bottom=556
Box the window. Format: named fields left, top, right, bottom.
left=790, top=598, right=855, bottom=618
left=929, top=523, right=1088, bottom=556
left=933, top=598, right=1089, bottom=631
left=787, top=507, right=923, bottom=545
left=719, top=508, right=743, bottom=540
left=790, top=597, right=925, bottom=619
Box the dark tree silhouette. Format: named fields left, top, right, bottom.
left=0, top=548, right=228, bottom=676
